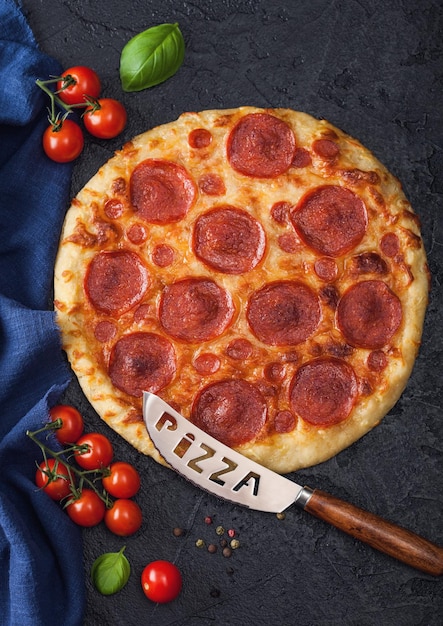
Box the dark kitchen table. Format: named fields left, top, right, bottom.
left=17, top=0, right=443, bottom=624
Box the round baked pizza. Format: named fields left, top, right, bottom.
left=54, top=106, right=429, bottom=474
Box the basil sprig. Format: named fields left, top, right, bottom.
left=120, top=23, right=185, bottom=92
left=91, top=547, right=131, bottom=595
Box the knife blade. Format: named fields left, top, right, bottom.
left=143, top=391, right=443, bottom=576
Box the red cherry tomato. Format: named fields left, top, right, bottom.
left=141, top=561, right=182, bottom=603
left=57, top=66, right=101, bottom=105
left=35, top=458, right=72, bottom=501
left=66, top=489, right=106, bottom=527
left=102, top=462, right=141, bottom=499
left=83, top=98, right=127, bottom=139
left=42, top=119, right=84, bottom=163
left=74, top=433, right=113, bottom=470
left=49, top=404, right=84, bottom=445
left=104, top=499, right=142, bottom=536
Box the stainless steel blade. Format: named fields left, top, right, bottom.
left=143, top=391, right=307, bottom=513
left=142, top=391, right=443, bottom=576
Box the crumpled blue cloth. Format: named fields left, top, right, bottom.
left=0, top=1, right=85, bottom=624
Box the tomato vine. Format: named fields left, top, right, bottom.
left=27, top=420, right=112, bottom=508
left=27, top=415, right=142, bottom=534
left=36, top=66, right=127, bottom=162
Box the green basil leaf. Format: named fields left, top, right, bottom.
left=91, top=547, right=131, bottom=595
left=120, top=23, right=185, bottom=92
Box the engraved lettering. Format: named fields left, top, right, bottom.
left=155, top=411, right=177, bottom=431
left=187, top=442, right=215, bottom=474
left=209, top=456, right=238, bottom=486
left=232, top=471, right=261, bottom=496
left=173, top=432, right=195, bottom=458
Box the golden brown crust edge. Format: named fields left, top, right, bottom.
left=54, top=107, right=429, bottom=474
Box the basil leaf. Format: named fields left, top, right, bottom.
left=91, top=547, right=131, bottom=595
left=120, top=23, right=185, bottom=92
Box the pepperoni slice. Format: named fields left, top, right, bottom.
left=198, top=173, right=226, bottom=196
left=274, top=410, right=296, bottom=433
left=108, top=332, right=176, bottom=397
left=227, top=113, right=296, bottom=178
left=85, top=250, right=149, bottom=315
left=152, top=244, right=175, bottom=267
left=159, top=278, right=235, bottom=343
left=191, top=379, right=267, bottom=447
left=336, top=280, right=402, bottom=349
left=188, top=128, right=212, bottom=148
left=312, top=139, right=340, bottom=159
left=193, top=206, right=266, bottom=274
left=367, top=350, right=388, bottom=372
left=225, top=338, right=253, bottom=360
left=292, top=147, right=312, bottom=168
left=314, top=257, right=339, bottom=281
left=247, top=281, right=321, bottom=346
left=290, top=358, right=357, bottom=426
left=291, top=185, right=367, bottom=256
left=126, top=223, right=147, bottom=244
left=271, top=201, right=292, bottom=224
left=104, top=198, right=124, bottom=219
left=380, top=232, right=400, bottom=258
left=130, top=159, right=196, bottom=224
left=193, top=353, right=221, bottom=375
left=264, top=362, right=285, bottom=383
left=94, top=320, right=117, bottom=343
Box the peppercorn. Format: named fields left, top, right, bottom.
left=230, top=539, right=240, bottom=550
left=227, top=528, right=236, bottom=538
left=173, top=527, right=185, bottom=537
left=215, top=525, right=225, bottom=536
left=196, top=538, right=205, bottom=548
left=222, top=547, right=232, bottom=558
left=276, top=512, right=286, bottom=520
left=204, top=515, right=213, bottom=525
left=207, top=543, right=217, bottom=553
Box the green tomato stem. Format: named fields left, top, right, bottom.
left=35, top=78, right=100, bottom=129
left=26, top=423, right=113, bottom=508
left=35, top=78, right=71, bottom=126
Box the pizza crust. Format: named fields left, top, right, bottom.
left=54, top=107, right=429, bottom=474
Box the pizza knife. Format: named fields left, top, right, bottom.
left=143, top=391, right=443, bottom=576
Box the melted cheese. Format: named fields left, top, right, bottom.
left=54, top=107, right=429, bottom=473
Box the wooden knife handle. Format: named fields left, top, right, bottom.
left=302, top=488, right=443, bottom=576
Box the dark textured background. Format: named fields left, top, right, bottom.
left=18, top=0, right=442, bottom=624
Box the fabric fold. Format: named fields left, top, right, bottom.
left=0, top=1, right=85, bottom=624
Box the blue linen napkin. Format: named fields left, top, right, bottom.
left=0, top=1, right=85, bottom=624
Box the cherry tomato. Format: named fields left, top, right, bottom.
left=141, top=560, right=182, bottom=603
left=104, top=499, right=142, bottom=536
left=42, top=119, right=84, bottom=163
left=66, top=489, right=106, bottom=527
left=83, top=98, right=127, bottom=139
left=57, top=66, right=101, bottom=105
left=35, top=458, right=72, bottom=501
left=102, top=462, right=141, bottom=498
left=49, top=404, right=84, bottom=445
left=74, top=433, right=113, bottom=470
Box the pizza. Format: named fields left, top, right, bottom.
left=54, top=106, right=429, bottom=474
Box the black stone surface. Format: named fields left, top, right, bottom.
left=18, top=0, right=443, bottom=624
